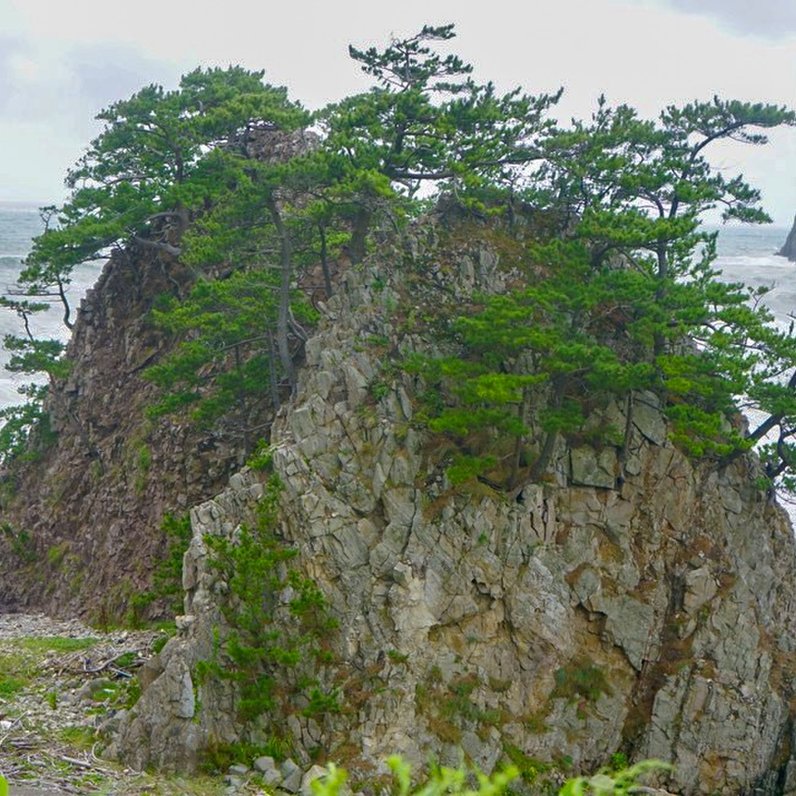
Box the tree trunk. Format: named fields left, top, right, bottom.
left=233, top=344, right=250, bottom=454
left=509, top=386, right=531, bottom=488
left=267, top=331, right=281, bottom=411
left=349, top=206, right=371, bottom=264
left=267, top=201, right=296, bottom=389
left=530, top=384, right=562, bottom=482
left=318, top=223, right=333, bottom=298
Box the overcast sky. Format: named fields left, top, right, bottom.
left=0, top=0, right=793, bottom=223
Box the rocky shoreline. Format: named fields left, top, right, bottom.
left=0, top=613, right=255, bottom=794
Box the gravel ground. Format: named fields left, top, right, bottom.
left=0, top=613, right=244, bottom=795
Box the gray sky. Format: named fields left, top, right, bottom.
left=0, top=0, right=793, bottom=223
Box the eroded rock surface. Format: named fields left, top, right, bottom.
left=0, top=245, right=254, bottom=619
left=113, top=238, right=796, bottom=794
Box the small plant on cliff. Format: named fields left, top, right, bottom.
left=198, top=473, right=338, bottom=723
left=127, top=512, right=193, bottom=624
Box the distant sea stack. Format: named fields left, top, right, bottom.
left=779, top=213, right=796, bottom=261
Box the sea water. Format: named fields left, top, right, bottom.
left=713, top=224, right=796, bottom=324
left=0, top=203, right=102, bottom=407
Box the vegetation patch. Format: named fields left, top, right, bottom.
left=551, top=658, right=613, bottom=716
left=415, top=668, right=505, bottom=747
left=0, top=673, right=28, bottom=698
left=20, top=636, right=98, bottom=654
left=197, top=473, right=339, bottom=728
left=126, top=511, right=193, bottom=625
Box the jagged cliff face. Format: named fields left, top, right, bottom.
left=780, top=215, right=796, bottom=261
left=112, top=228, right=796, bottom=794
left=0, top=245, right=252, bottom=617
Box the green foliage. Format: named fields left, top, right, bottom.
left=143, top=265, right=317, bottom=448
left=309, top=756, right=668, bottom=796
left=0, top=673, right=27, bottom=698
left=2, top=25, right=795, bottom=495
left=558, top=759, right=671, bottom=796
left=311, top=758, right=519, bottom=796
left=446, top=455, right=497, bottom=486
left=20, top=636, right=97, bottom=653
left=26, top=66, right=307, bottom=284
left=200, top=475, right=338, bottom=723
left=59, top=726, right=99, bottom=750
left=414, top=91, right=796, bottom=489
left=0, top=384, right=57, bottom=468
left=0, top=66, right=308, bottom=466
left=552, top=660, right=613, bottom=704
left=145, top=273, right=279, bottom=418
left=3, top=335, right=68, bottom=380
left=128, top=512, right=192, bottom=623
left=1, top=522, right=36, bottom=563
left=246, top=440, right=274, bottom=472
left=202, top=739, right=293, bottom=774
left=324, top=24, right=561, bottom=206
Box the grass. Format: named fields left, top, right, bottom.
left=0, top=650, right=36, bottom=695
left=19, top=636, right=98, bottom=653
left=551, top=659, right=613, bottom=703
left=59, top=725, right=99, bottom=749
left=0, top=674, right=28, bottom=698
left=0, top=637, right=101, bottom=703
left=0, top=632, right=240, bottom=796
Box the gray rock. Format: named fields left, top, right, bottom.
left=253, top=754, right=278, bottom=774
left=684, top=567, right=718, bottom=614
left=588, top=593, right=657, bottom=671
left=570, top=446, right=617, bottom=488
left=632, top=391, right=668, bottom=445
left=779, top=213, right=796, bottom=261
left=109, top=255, right=796, bottom=795
left=262, top=768, right=284, bottom=787
left=280, top=758, right=303, bottom=793
left=229, top=763, right=250, bottom=776
left=301, top=764, right=330, bottom=796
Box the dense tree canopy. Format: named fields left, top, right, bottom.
left=2, top=24, right=796, bottom=494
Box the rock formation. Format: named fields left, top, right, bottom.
left=0, top=243, right=260, bottom=618
left=110, top=233, right=796, bottom=794
left=779, top=214, right=796, bottom=261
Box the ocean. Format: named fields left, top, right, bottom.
left=0, top=202, right=792, bottom=406
left=712, top=223, right=796, bottom=326
left=0, top=203, right=101, bottom=406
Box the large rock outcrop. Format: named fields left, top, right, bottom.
left=780, top=214, right=796, bottom=261
left=112, top=232, right=796, bottom=794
